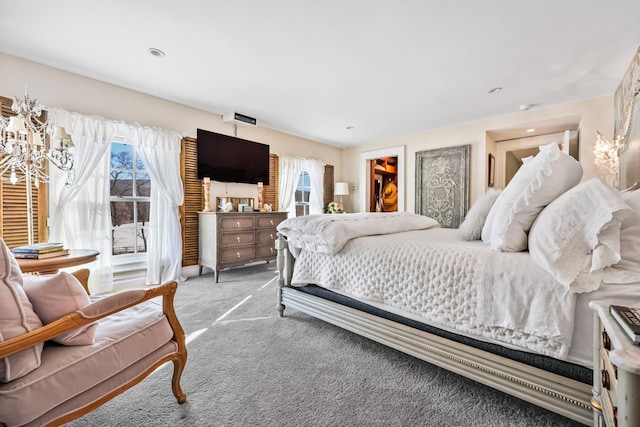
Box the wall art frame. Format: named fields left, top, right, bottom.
left=415, top=144, right=470, bottom=228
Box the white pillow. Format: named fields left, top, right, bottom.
left=602, top=189, right=640, bottom=284
left=459, top=189, right=502, bottom=241
left=482, top=142, right=583, bottom=251
left=529, top=178, right=631, bottom=292
left=23, top=272, right=97, bottom=345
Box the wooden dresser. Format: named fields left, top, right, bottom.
left=590, top=301, right=640, bottom=427
left=198, top=211, right=287, bottom=282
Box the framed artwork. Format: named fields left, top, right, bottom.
left=488, top=153, right=495, bottom=188
left=415, top=145, right=470, bottom=228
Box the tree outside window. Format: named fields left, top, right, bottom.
left=110, top=142, right=151, bottom=255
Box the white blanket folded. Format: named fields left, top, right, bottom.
left=277, top=212, right=439, bottom=256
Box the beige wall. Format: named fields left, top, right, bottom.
left=1, top=52, right=616, bottom=215
left=0, top=53, right=342, bottom=202
left=342, top=95, right=614, bottom=213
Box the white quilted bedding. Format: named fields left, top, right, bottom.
left=288, top=228, right=577, bottom=359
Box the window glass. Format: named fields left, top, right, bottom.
left=294, top=171, right=310, bottom=216
left=110, top=141, right=151, bottom=255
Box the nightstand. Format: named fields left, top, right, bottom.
left=590, top=301, right=640, bottom=427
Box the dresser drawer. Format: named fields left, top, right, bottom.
left=219, top=246, right=255, bottom=263
left=220, top=231, right=255, bottom=247
left=256, top=229, right=277, bottom=244
left=256, top=214, right=285, bottom=229
left=256, top=243, right=277, bottom=258
left=220, top=216, right=255, bottom=231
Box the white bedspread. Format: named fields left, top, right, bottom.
left=287, top=228, right=576, bottom=359
left=277, top=212, right=439, bottom=256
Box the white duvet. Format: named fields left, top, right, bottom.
left=283, top=226, right=576, bottom=359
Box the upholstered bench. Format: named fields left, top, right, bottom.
left=0, top=239, right=187, bottom=427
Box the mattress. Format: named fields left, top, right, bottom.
left=287, top=227, right=640, bottom=368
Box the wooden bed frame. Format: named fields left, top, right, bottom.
left=274, top=235, right=594, bottom=425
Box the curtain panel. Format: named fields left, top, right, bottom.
left=49, top=109, right=184, bottom=292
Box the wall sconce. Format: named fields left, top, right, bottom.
left=594, top=131, right=624, bottom=189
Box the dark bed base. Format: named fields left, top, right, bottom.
left=295, top=284, right=592, bottom=385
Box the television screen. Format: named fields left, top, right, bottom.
left=196, top=128, right=270, bottom=185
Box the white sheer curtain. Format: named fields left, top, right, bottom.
left=48, top=110, right=114, bottom=294
left=278, top=154, right=325, bottom=217
left=278, top=155, right=303, bottom=217
left=301, top=158, right=325, bottom=215
left=132, top=126, right=184, bottom=284
left=49, top=109, right=184, bottom=292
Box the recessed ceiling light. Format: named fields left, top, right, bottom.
left=519, top=104, right=532, bottom=111
left=526, top=128, right=536, bottom=133
left=148, top=48, right=166, bottom=58
left=346, top=126, right=354, bottom=130
left=488, top=87, right=502, bottom=94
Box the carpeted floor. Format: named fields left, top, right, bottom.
left=69, top=263, right=583, bottom=426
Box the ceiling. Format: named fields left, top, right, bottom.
left=1, top=1, right=639, bottom=148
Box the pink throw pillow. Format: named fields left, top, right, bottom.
left=23, top=272, right=97, bottom=345
left=0, top=239, right=44, bottom=383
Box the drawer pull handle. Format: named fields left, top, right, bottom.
left=270, top=233, right=274, bottom=240
left=236, top=221, right=240, bottom=227
left=602, top=369, right=610, bottom=390
left=236, top=252, right=241, bottom=259
left=602, top=331, right=611, bottom=350
left=237, top=236, right=241, bottom=243
left=270, top=220, right=274, bottom=225
left=270, top=247, right=274, bottom=253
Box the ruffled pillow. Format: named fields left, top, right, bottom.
left=528, top=179, right=631, bottom=292
left=459, top=189, right=502, bottom=241
left=482, top=142, right=583, bottom=251
left=23, top=272, right=97, bottom=345
left=602, top=189, right=640, bottom=284
left=0, top=239, right=44, bottom=383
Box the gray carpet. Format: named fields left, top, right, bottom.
left=69, top=263, right=583, bottom=427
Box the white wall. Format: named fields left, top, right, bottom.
left=0, top=53, right=343, bottom=203
left=342, top=96, right=613, bottom=213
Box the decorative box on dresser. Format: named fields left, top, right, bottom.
left=590, top=301, right=640, bottom=427
left=199, top=211, right=287, bottom=282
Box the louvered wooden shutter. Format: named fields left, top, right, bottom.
left=0, top=95, right=46, bottom=248
left=263, top=153, right=278, bottom=211
left=324, top=164, right=334, bottom=209
left=181, top=136, right=201, bottom=267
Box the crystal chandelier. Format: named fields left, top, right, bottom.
left=0, top=89, right=74, bottom=244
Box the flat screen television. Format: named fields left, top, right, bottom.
left=196, top=128, right=270, bottom=185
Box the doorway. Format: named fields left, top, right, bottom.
left=359, top=146, right=405, bottom=212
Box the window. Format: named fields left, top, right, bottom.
left=110, top=141, right=151, bottom=256
left=294, top=171, right=310, bottom=216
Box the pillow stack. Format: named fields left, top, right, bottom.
left=482, top=142, right=583, bottom=251
left=0, top=239, right=96, bottom=384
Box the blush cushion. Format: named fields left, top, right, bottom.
left=23, top=272, right=97, bottom=345
left=0, top=239, right=44, bottom=383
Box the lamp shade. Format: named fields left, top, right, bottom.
left=334, top=182, right=349, bottom=196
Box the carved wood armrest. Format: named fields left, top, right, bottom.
left=0, top=281, right=181, bottom=360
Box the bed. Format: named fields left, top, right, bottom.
left=274, top=141, right=640, bottom=425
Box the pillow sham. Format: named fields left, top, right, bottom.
left=602, top=189, right=640, bottom=284
left=459, top=189, right=502, bottom=241
left=23, top=272, right=97, bottom=345
left=482, top=142, right=583, bottom=252
left=0, top=239, right=44, bottom=383
left=528, top=178, right=631, bottom=293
